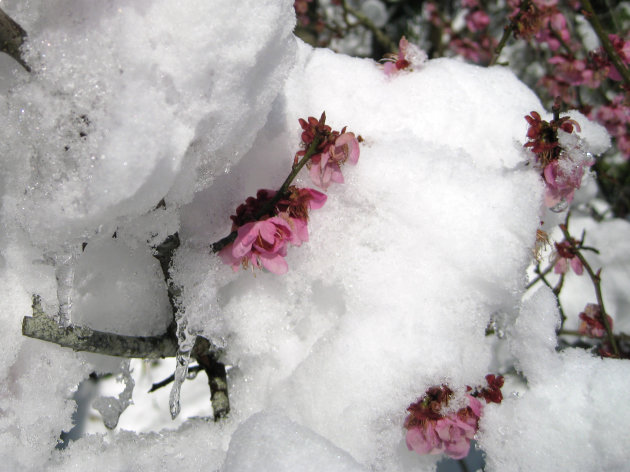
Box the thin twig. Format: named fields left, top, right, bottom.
left=148, top=365, right=204, bottom=392
left=581, top=0, right=630, bottom=88
left=526, top=262, right=555, bottom=289
left=490, top=0, right=533, bottom=66
left=339, top=0, right=396, bottom=52
left=559, top=223, right=619, bottom=356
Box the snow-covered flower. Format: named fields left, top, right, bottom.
left=309, top=132, right=360, bottom=189
left=543, top=158, right=585, bottom=207
left=382, top=36, right=427, bottom=77
left=524, top=110, right=592, bottom=209
left=404, top=386, right=483, bottom=460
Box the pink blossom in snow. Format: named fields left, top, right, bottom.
left=382, top=36, right=427, bottom=77
left=219, top=216, right=300, bottom=275
left=543, top=158, right=585, bottom=207
left=404, top=386, right=483, bottom=460
left=309, top=132, right=360, bottom=189
left=219, top=186, right=327, bottom=274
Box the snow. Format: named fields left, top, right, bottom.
left=0, top=1, right=627, bottom=471
left=480, top=287, right=630, bottom=471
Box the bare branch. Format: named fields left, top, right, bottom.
left=0, top=7, right=31, bottom=72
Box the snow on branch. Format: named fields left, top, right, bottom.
left=22, top=296, right=179, bottom=358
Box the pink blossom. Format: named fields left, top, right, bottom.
left=607, top=34, right=630, bottom=81
left=553, top=240, right=583, bottom=275
left=592, top=94, right=630, bottom=159
left=404, top=386, right=483, bottom=460
left=219, top=216, right=300, bottom=274
left=466, top=10, right=490, bottom=33
left=536, top=11, right=570, bottom=51
left=309, top=132, right=360, bottom=189
left=543, top=159, right=585, bottom=207
left=578, top=303, right=613, bottom=338
left=406, top=395, right=482, bottom=460
left=383, top=36, right=427, bottom=76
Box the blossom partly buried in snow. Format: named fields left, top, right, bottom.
left=553, top=240, right=583, bottom=275
left=217, top=113, right=357, bottom=273
left=578, top=303, right=613, bottom=338
left=543, top=158, right=585, bottom=207
left=296, top=112, right=361, bottom=190
left=404, top=377, right=505, bottom=460
left=219, top=216, right=299, bottom=275
left=309, top=132, right=360, bottom=189
left=382, top=36, right=427, bottom=77
left=404, top=385, right=482, bottom=460
left=524, top=109, right=594, bottom=209
left=219, top=186, right=326, bottom=274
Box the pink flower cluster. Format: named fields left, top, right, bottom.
left=424, top=1, right=496, bottom=64
left=592, top=94, right=630, bottom=158
left=297, top=113, right=360, bottom=189
left=382, top=36, right=427, bottom=77
left=404, top=376, right=503, bottom=460
left=542, top=35, right=630, bottom=104
left=508, top=0, right=572, bottom=52
left=524, top=110, right=594, bottom=208
left=219, top=188, right=326, bottom=274
left=219, top=114, right=360, bottom=274
left=463, top=0, right=490, bottom=33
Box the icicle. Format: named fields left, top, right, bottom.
left=54, top=246, right=80, bottom=327
left=92, top=360, right=135, bottom=429
left=168, top=308, right=195, bottom=420
left=169, top=348, right=192, bottom=419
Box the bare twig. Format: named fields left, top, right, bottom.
left=339, top=0, right=396, bottom=52
left=581, top=0, right=630, bottom=88
left=148, top=364, right=204, bottom=392
left=559, top=223, right=619, bottom=356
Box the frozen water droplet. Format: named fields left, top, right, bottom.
left=550, top=198, right=569, bottom=213
left=54, top=245, right=81, bottom=326
left=93, top=361, right=135, bottom=429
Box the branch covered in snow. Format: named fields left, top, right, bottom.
left=22, top=296, right=178, bottom=358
